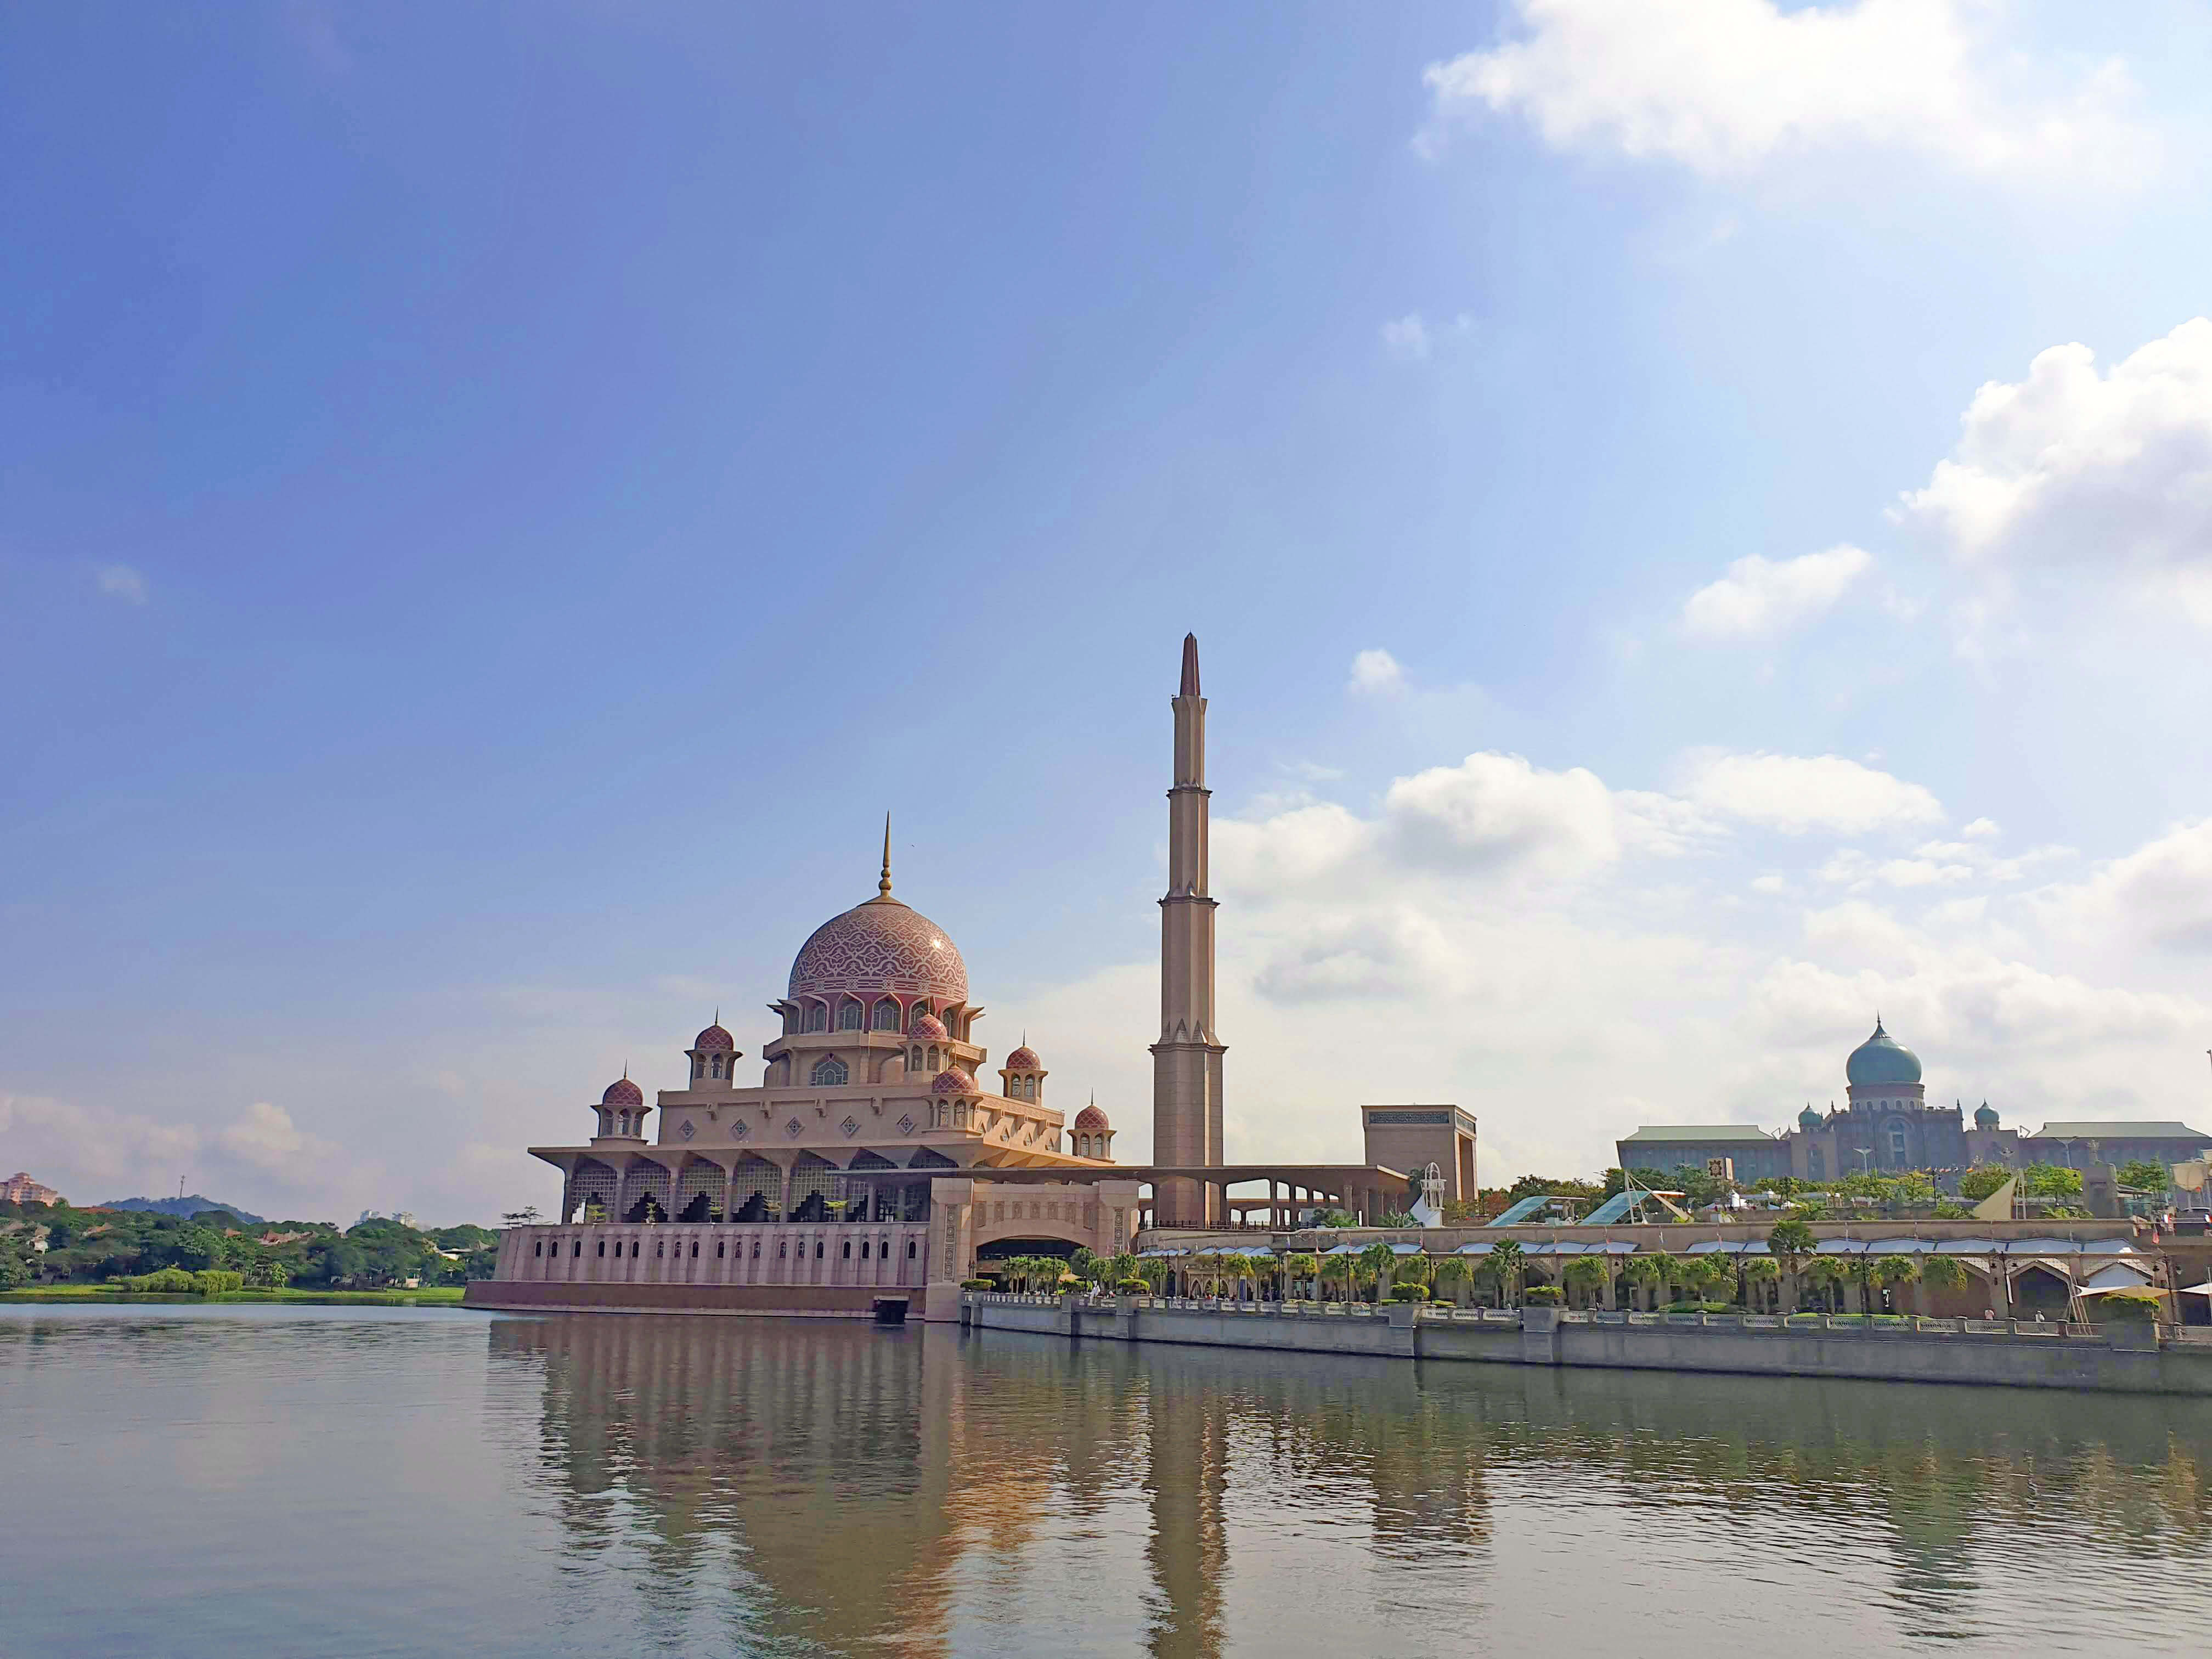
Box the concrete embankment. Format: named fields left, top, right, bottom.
left=963, top=1295, right=2212, bottom=1396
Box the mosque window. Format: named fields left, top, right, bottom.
left=804, top=1003, right=827, bottom=1033
left=909, top=1003, right=931, bottom=1029
left=910, top=1046, right=923, bottom=1070
left=839, top=999, right=864, bottom=1031
left=815, top=1240, right=825, bottom=1260
left=1808, top=1148, right=1823, bottom=1178
left=710, top=1056, right=723, bottom=1079
left=693, top=1056, right=704, bottom=1078
left=842, top=1240, right=851, bottom=1259
left=873, top=998, right=901, bottom=1031
left=907, top=1239, right=917, bottom=1260
left=716, top=1240, right=725, bottom=1259
left=811, top=1057, right=849, bottom=1087
left=927, top=1046, right=941, bottom=1071
left=860, top=1240, right=869, bottom=1259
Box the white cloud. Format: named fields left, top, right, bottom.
left=96, top=565, right=149, bottom=605
left=1423, top=0, right=2153, bottom=182
left=1680, top=544, right=1872, bottom=640
left=1384, top=752, right=1622, bottom=877
left=1678, top=750, right=1944, bottom=834
left=2038, top=821, right=2212, bottom=952
left=1380, top=314, right=1432, bottom=361
left=1963, top=817, right=2001, bottom=838
left=218, top=1101, right=340, bottom=1176
left=1347, top=647, right=1408, bottom=696
left=1895, top=319, right=2212, bottom=620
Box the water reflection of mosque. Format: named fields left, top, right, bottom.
left=487, top=1318, right=2211, bottom=1656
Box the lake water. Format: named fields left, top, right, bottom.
left=4, top=1304, right=2210, bottom=1657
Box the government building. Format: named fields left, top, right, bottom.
left=1618, top=1020, right=2212, bottom=1186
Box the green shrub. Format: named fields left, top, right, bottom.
left=1116, top=1278, right=1149, bottom=1293
left=191, top=1270, right=244, bottom=1295
left=2097, top=1290, right=2163, bottom=1323
left=1389, top=1283, right=1430, bottom=1301
left=958, top=1279, right=994, bottom=1291
left=116, top=1266, right=198, bottom=1293
left=1520, top=1285, right=1562, bottom=1306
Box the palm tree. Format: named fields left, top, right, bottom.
left=1618, top=1255, right=1661, bottom=1312
left=1870, top=1254, right=1919, bottom=1316
left=1561, top=1256, right=1607, bottom=1310
left=1484, top=1240, right=1526, bottom=1309
left=1393, top=1253, right=1434, bottom=1302
left=1358, top=1242, right=1398, bottom=1303
left=1135, top=1257, right=1171, bottom=1296
left=1283, top=1252, right=1319, bottom=1305
left=1431, top=1254, right=1472, bottom=1307
left=1917, top=1253, right=1968, bottom=1314
left=1068, top=1247, right=1101, bottom=1289
left=1739, top=1256, right=1781, bottom=1311
left=1804, top=1255, right=1849, bottom=1313
left=1643, top=1251, right=1681, bottom=1310
left=1847, top=1253, right=1881, bottom=1317
left=1222, top=1253, right=1259, bottom=1305
left=1767, top=1218, right=1817, bottom=1312
left=1105, top=1252, right=1140, bottom=1288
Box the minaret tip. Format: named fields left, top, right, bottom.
left=1179, top=633, right=1200, bottom=698
left=878, top=812, right=893, bottom=899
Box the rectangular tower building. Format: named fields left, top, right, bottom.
left=1150, top=634, right=1226, bottom=1226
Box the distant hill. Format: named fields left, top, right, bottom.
left=99, top=1195, right=268, bottom=1226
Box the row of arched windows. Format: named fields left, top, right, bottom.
left=793, top=998, right=964, bottom=1037
left=1006, top=1075, right=1040, bottom=1101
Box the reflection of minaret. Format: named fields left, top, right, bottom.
left=1151, top=633, right=1226, bottom=1228
left=1142, top=1362, right=1229, bottom=1659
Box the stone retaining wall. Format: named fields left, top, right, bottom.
left=962, top=1296, right=2212, bottom=1395
left=463, top=1280, right=923, bottom=1318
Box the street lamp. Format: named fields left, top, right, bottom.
left=1856, top=1147, right=1876, bottom=1176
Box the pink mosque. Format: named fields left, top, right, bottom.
left=469, top=637, right=1433, bottom=1319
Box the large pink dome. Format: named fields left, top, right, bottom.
left=789, top=896, right=968, bottom=1005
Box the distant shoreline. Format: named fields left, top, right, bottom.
left=0, top=1285, right=471, bottom=1308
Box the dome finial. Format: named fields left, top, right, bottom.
left=878, top=812, right=893, bottom=899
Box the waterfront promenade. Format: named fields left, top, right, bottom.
left=963, top=1291, right=2212, bottom=1395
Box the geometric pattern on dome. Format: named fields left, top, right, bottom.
left=692, top=1023, right=735, bottom=1052
left=1003, top=1046, right=1041, bottom=1071
left=908, top=1013, right=949, bottom=1041
left=929, top=1066, right=979, bottom=1096
left=602, top=1076, right=644, bottom=1107
left=1073, top=1103, right=1109, bottom=1131
left=788, top=898, right=968, bottom=1005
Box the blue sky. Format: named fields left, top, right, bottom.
left=7, top=2, right=2212, bottom=1221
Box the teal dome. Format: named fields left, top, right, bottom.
left=1974, top=1102, right=1999, bottom=1129
left=1846, top=1019, right=1921, bottom=1086
left=1798, top=1104, right=1822, bottom=1129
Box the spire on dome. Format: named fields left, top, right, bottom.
left=877, top=812, right=893, bottom=899
left=1179, top=633, right=1200, bottom=698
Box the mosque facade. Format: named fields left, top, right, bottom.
left=469, top=636, right=1419, bottom=1319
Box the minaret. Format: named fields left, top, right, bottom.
left=1150, top=632, right=1225, bottom=1226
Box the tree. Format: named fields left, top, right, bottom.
left=1918, top=1255, right=1968, bottom=1312
left=1870, top=1255, right=1919, bottom=1313
left=1892, top=1171, right=1937, bottom=1206
left=1739, top=1257, right=1781, bottom=1310
left=1068, top=1248, right=1102, bottom=1288
left=244, top=1256, right=291, bottom=1289
left=1393, top=1253, right=1433, bottom=1295
left=1766, top=1218, right=1816, bottom=1312
left=1804, top=1256, right=1849, bottom=1313
left=1643, top=1252, right=1681, bottom=1308
left=1482, top=1241, right=1525, bottom=1308
left=1357, top=1242, right=1398, bottom=1302
left=1561, top=1256, right=1608, bottom=1310
left=1283, top=1252, right=1319, bottom=1303
left=1430, top=1254, right=1471, bottom=1306
left=2117, top=1160, right=2169, bottom=1194
left=1618, top=1255, right=1661, bottom=1312
left=0, top=1252, right=28, bottom=1290
left=1957, top=1166, right=2013, bottom=1201
left=1846, top=1254, right=1881, bottom=1315
left=2022, top=1164, right=2085, bottom=1199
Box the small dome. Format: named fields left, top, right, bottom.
left=909, top=1013, right=949, bottom=1041
left=1005, top=1046, right=1041, bottom=1071
left=1846, top=1019, right=1922, bottom=1087
left=1974, top=1101, right=2000, bottom=1128
left=692, top=1022, right=735, bottom=1053
left=1798, top=1104, right=1822, bottom=1130
left=602, top=1076, right=644, bottom=1108
left=1074, top=1103, right=1109, bottom=1131
left=929, top=1066, right=979, bottom=1096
